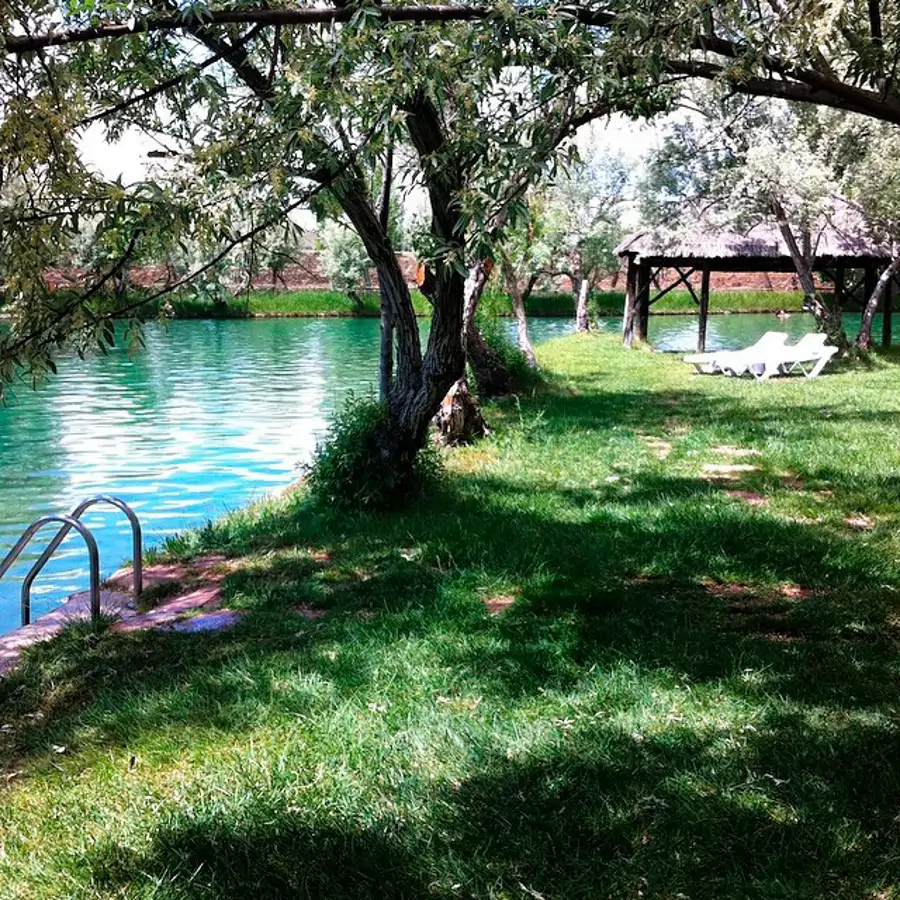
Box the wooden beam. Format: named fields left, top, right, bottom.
left=843, top=269, right=867, bottom=308
left=698, top=262, right=711, bottom=353
left=648, top=266, right=697, bottom=306
left=677, top=267, right=701, bottom=306
left=834, top=265, right=845, bottom=308
left=864, top=263, right=877, bottom=310
left=634, top=255, right=893, bottom=274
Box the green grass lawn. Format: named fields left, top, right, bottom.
left=2, top=335, right=900, bottom=899
left=479, top=288, right=807, bottom=318
left=167, top=289, right=433, bottom=318
left=164, top=288, right=805, bottom=319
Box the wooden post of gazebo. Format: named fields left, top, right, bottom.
left=883, top=270, right=894, bottom=348
left=834, top=265, right=845, bottom=309
left=698, top=262, right=711, bottom=352
left=622, top=259, right=638, bottom=348
left=864, top=263, right=877, bottom=310
left=636, top=261, right=650, bottom=343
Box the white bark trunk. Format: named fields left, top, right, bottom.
left=856, top=255, right=900, bottom=349
left=500, top=254, right=537, bottom=368
left=771, top=204, right=847, bottom=350
left=575, top=278, right=591, bottom=333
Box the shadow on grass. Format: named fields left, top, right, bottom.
left=3, top=470, right=898, bottom=748
left=3, top=363, right=900, bottom=898
left=81, top=722, right=899, bottom=899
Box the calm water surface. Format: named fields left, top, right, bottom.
left=0, top=312, right=834, bottom=634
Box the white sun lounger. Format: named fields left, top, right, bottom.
left=744, top=333, right=839, bottom=380
left=683, top=332, right=788, bottom=375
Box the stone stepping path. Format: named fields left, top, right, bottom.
left=702, top=462, right=760, bottom=481
left=0, top=556, right=245, bottom=677
left=639, top=433, right=673, bottom=460
left=0, top=589, right=134, bottom=676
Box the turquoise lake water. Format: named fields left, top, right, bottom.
left=0, top=312, right=845, bottom=635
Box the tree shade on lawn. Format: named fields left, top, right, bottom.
left=2, top=334, right=900, bottom=898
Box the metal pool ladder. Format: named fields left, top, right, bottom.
left=0, top=496, right=142, bottom=627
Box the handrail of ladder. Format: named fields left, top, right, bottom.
left=0, top=516, right=100, bottom=626
left=22, top=496, right=143, bottom=611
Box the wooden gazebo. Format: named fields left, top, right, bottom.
left=617, top=223, right=896, bottom=350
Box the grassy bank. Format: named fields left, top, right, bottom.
left=164, top=289, right=433, bottom=319
left=3, top=336, right=900, bottom=898
left=482, top=288, right=806, bottom=317
left=163, top=288, right=805, bottom=319
left=2, top=288, right=804, bottom=320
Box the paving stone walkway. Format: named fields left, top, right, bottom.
left=0, top=556, right=245, bottom=677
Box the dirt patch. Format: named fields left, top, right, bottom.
left=703, top=580, right=756, bottom=600
left=296, top=605, right=328, bottom=622
left=710, top=446, right=762, bottom=458
left=846, top=515, right=875, bottom=531
left=108, top=555, right=239, bottom=595
left=779, top=583, right=818, bottom=600
left=641, top=435, right=673, bottom=460
left=111, top=584, right=223, bottom=633
left=702, top=463, right=759, bottom=481
left=724, top=490, right=769, bottom=508
left=483, top=593, right=517, bottom=615
left=780, top=474, right=805, bottom=491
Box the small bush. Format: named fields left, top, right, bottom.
left=476, top=316, right=543, bottom=393
left=307, top=394, right=442, bottom=509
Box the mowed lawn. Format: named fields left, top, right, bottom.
left=2, top=334, right=900, bottom=899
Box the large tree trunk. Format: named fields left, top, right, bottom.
left=379, top=307, right=393, bottom=402
left=772, top=205, right=848, bottom=352
left=500, top=254, right=537, bottom=367
left=336, top=180, right=464, bottom=488
left=574, top=276, right=591, bottom=333
left=856, top=256, right=900, bottom=349
left=378, top=141, right=395, bottom=403
left=198, top=37, right=463, bottom=495
left=435, top=260, right=498, bottom=443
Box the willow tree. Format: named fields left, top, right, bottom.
left=1, top=1, right=650, bottom=491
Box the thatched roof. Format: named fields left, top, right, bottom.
left=617, top=220, right=890, bottom=263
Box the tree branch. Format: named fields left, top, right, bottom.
left=77, top=23, right=265, bottom=127
left=667, top=59, right=900, bottom=125
left=3, top=5, right=529, bottom=54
